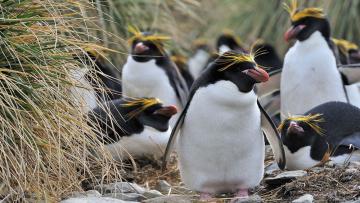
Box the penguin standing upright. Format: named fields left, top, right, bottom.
left=122, top=27, right=188, bottom=126
left=281, top=1, right=347, bottom=117
left=216, top=31, right=247, bottom=54
left=332, top=38, right=360, bottom=65
left=88, top=97, right=177, bottom=160
left=163, top=51, right=285, bottom=201
left=171, top=53, right=194, bottom=89
left=279, top=101, right=360, bottom=170
left=187, top=39, right=211, bottom=79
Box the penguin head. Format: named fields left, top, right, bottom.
left=128, top=27, right=170, bottom=62
left=212, top=51, right=269, bottom=92
left=284, top=1, right=329, bottom=42
left=332, top=38, right=360, bottom=64
left=279, top=114, right=325, bottom=152
left=123, top=98, right=177, bottom=132
left=216, top=31, right=246, bottom=54
left=191, top=39, right=211, bottom=52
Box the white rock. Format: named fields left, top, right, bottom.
left=95, top=182, right=146, bottom=194
left=61, top=196, right=139, bottom=203
left=292, top=194, right=314, bottom=203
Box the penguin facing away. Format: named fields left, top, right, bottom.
left=332, top=38, right=360, bottom=65
left=122, top=27, right=188, bottom=126
left=216, top=31, right=247, bottom=55
left=88, top=97, right=177, bottom=160
left=188, top=39, right=211, bottom=79
left=170, top=53, right=194, bottom=89
left=163, top=51, right=285, bottom=200
left=281, top=2, right=347, bottom=118
left=279, top=101, right=360, bottom=170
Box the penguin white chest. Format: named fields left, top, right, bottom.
left=284, top=146, right=319, bottom=170
left=188, top=50, right=210, bottom=79
left=281, top=31, right=347, bottom=117
left=177, top=81, right=265, bottom=194
left=122, top=57, right=178, bottom=107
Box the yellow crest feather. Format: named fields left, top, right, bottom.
left=283, top=0, right=325, bottom=22
left=278, top=113, right=325, bottom=135
left=121, top=97, right=162, bottom=119
left=171, top=55, right=187, bottom=66
left=216, top=51, right=256, bottom=72
left=332, top=38, right=359, bottom=55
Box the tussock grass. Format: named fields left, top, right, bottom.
left=0, top=0, right=120, bottom=201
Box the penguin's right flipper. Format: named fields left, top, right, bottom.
left=258, top=100, right=286, bottom=170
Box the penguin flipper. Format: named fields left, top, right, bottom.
left=258, top=100, right=286, bottom=170
left=162, top=102, right=188, bottom=169
left=339, top=66, right=360, bottom=85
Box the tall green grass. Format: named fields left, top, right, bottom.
left=0, top=0, right=119, bottom=201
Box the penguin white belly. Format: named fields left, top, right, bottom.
left=122, top=57, right=181, bottom=125
left=178, top=81, right=265, bottom=194
left=188, top=50, right=210, bottom=79
left=105, top=127, right=171, bottom=161
left=281, top=32, right=347, bottom=118
left=346, top=83, right=360, bottom=108
left=284, top=146, right=319, bottom=170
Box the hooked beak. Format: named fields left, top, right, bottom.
left=154, top=105, right=178, bottom=117
left=284, top=25, right=306, bottom=42
left=134, top=42, right=149, bottom=54
left=242, top=66, right=269, bottom=83
left=287, top=121, right=304, bottom=134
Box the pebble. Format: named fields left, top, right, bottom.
left=103, top=192, right=144, bottom=201
left=232, top=195, right=262, bottom=203
left=143, top=195, right=193, bottom=203
left=155, top=180, right=172, bottom=194
left=292, top=194, right=314, bottom=203
left=61, top=196, right=139, bottom=203
left=94, top=182, right=146, bottom=195
left=264, top=170, right=307, bottom=186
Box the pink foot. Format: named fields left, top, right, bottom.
left=230, top=189, right=249, bottom=203
left=199, top=192, right=214, bottom=202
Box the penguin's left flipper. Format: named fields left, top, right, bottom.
left=258, top=100, right=286, bottom=169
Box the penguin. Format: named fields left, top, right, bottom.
left=216, top=31, right=247, bottom=55
left=88, top=97, right=177, bottom=160
left=122, top=27, right=188, bottom=126
left=170, top=53, right=194, bottom=89
left=187, top=39, right=211, bottom=79
left=332, top=38, right=360, bottom=65
left=281, top=1, right=348, bottom=118
left=279, top=101, right=360, bottom=170
left=85, top=51, right=122, bottom=100
left=163, top=51, right=285, bottom=201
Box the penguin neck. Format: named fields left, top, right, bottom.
left=294, top=31, right=331, bottom=51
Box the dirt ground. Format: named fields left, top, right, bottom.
left=122, top=151, right=360, bottom=202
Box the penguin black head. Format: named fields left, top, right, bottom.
left=124, top=98, right=178, bottom=132
left=128, top=27, right=170, bottom=62
left=216, top=31, right=246, bottom=53
left=210, top=51, right=269, bottom=92
left=284, top=1, right=330, bottom=42
left=279, top=114, right=325, bottom=152
left=191, top=39, right=211, bottom=52
left=332, top=38, right=360, bottom=64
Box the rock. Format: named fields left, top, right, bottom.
left=348, top=161, right=360, bottom=169
left=103, top=192, right=144, bottom=201
left=61, top=196, right=139, bottom=203
left=155, top=180, right=171, bottom=194
left=143, top=190, right=163, bottom=199
left=264, top=170, right=307, bottom=186
left=95, top=182, right=146, bottom=194
left=143, top=195, right=193, bottom=203
left=309, top=167, right=325, bottom=173
left=67, top=190, right=102, bottom=198
left=292, top=194, right=314, bottom=203
left=264, top=162, right=279, bottom=176
left=232, top=195, right=262, bottom=203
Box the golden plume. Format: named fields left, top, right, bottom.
left=278, top=113, right=325, bottom=135
left=283, top=0, right=325, bottom=22
left=127, top=25, right=171, bottom=53
left=332, top=38, right=359, bottom=55
left=121, top=97, right=162, bottom=119
left=216, top=51, right=256, bottom=72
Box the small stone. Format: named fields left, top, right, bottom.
left=348, top=161, right=360, bottom=169
left=264, top=170, right=307, bottom=186
left=103, top=192, right=144, bottom=201
left=143, top=190, right=163, bottom=199
left=345, top=168, right=358, bottom=174
left=264, top=162, right=279, bottom=176
left=68, top=190, right=102, bottom=198
left=61, top=196, right=137, bottom=203
left=155, top=180, right=171, bottom=194
left=309, top=167, right=325, bottom=173
left=143, top=195, right=193, bottom=203
left=95, top=182, right=146, bottom=194
left=292, top=194, right=314, bottom=203
left=233, top=194, right=262, bottom=203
